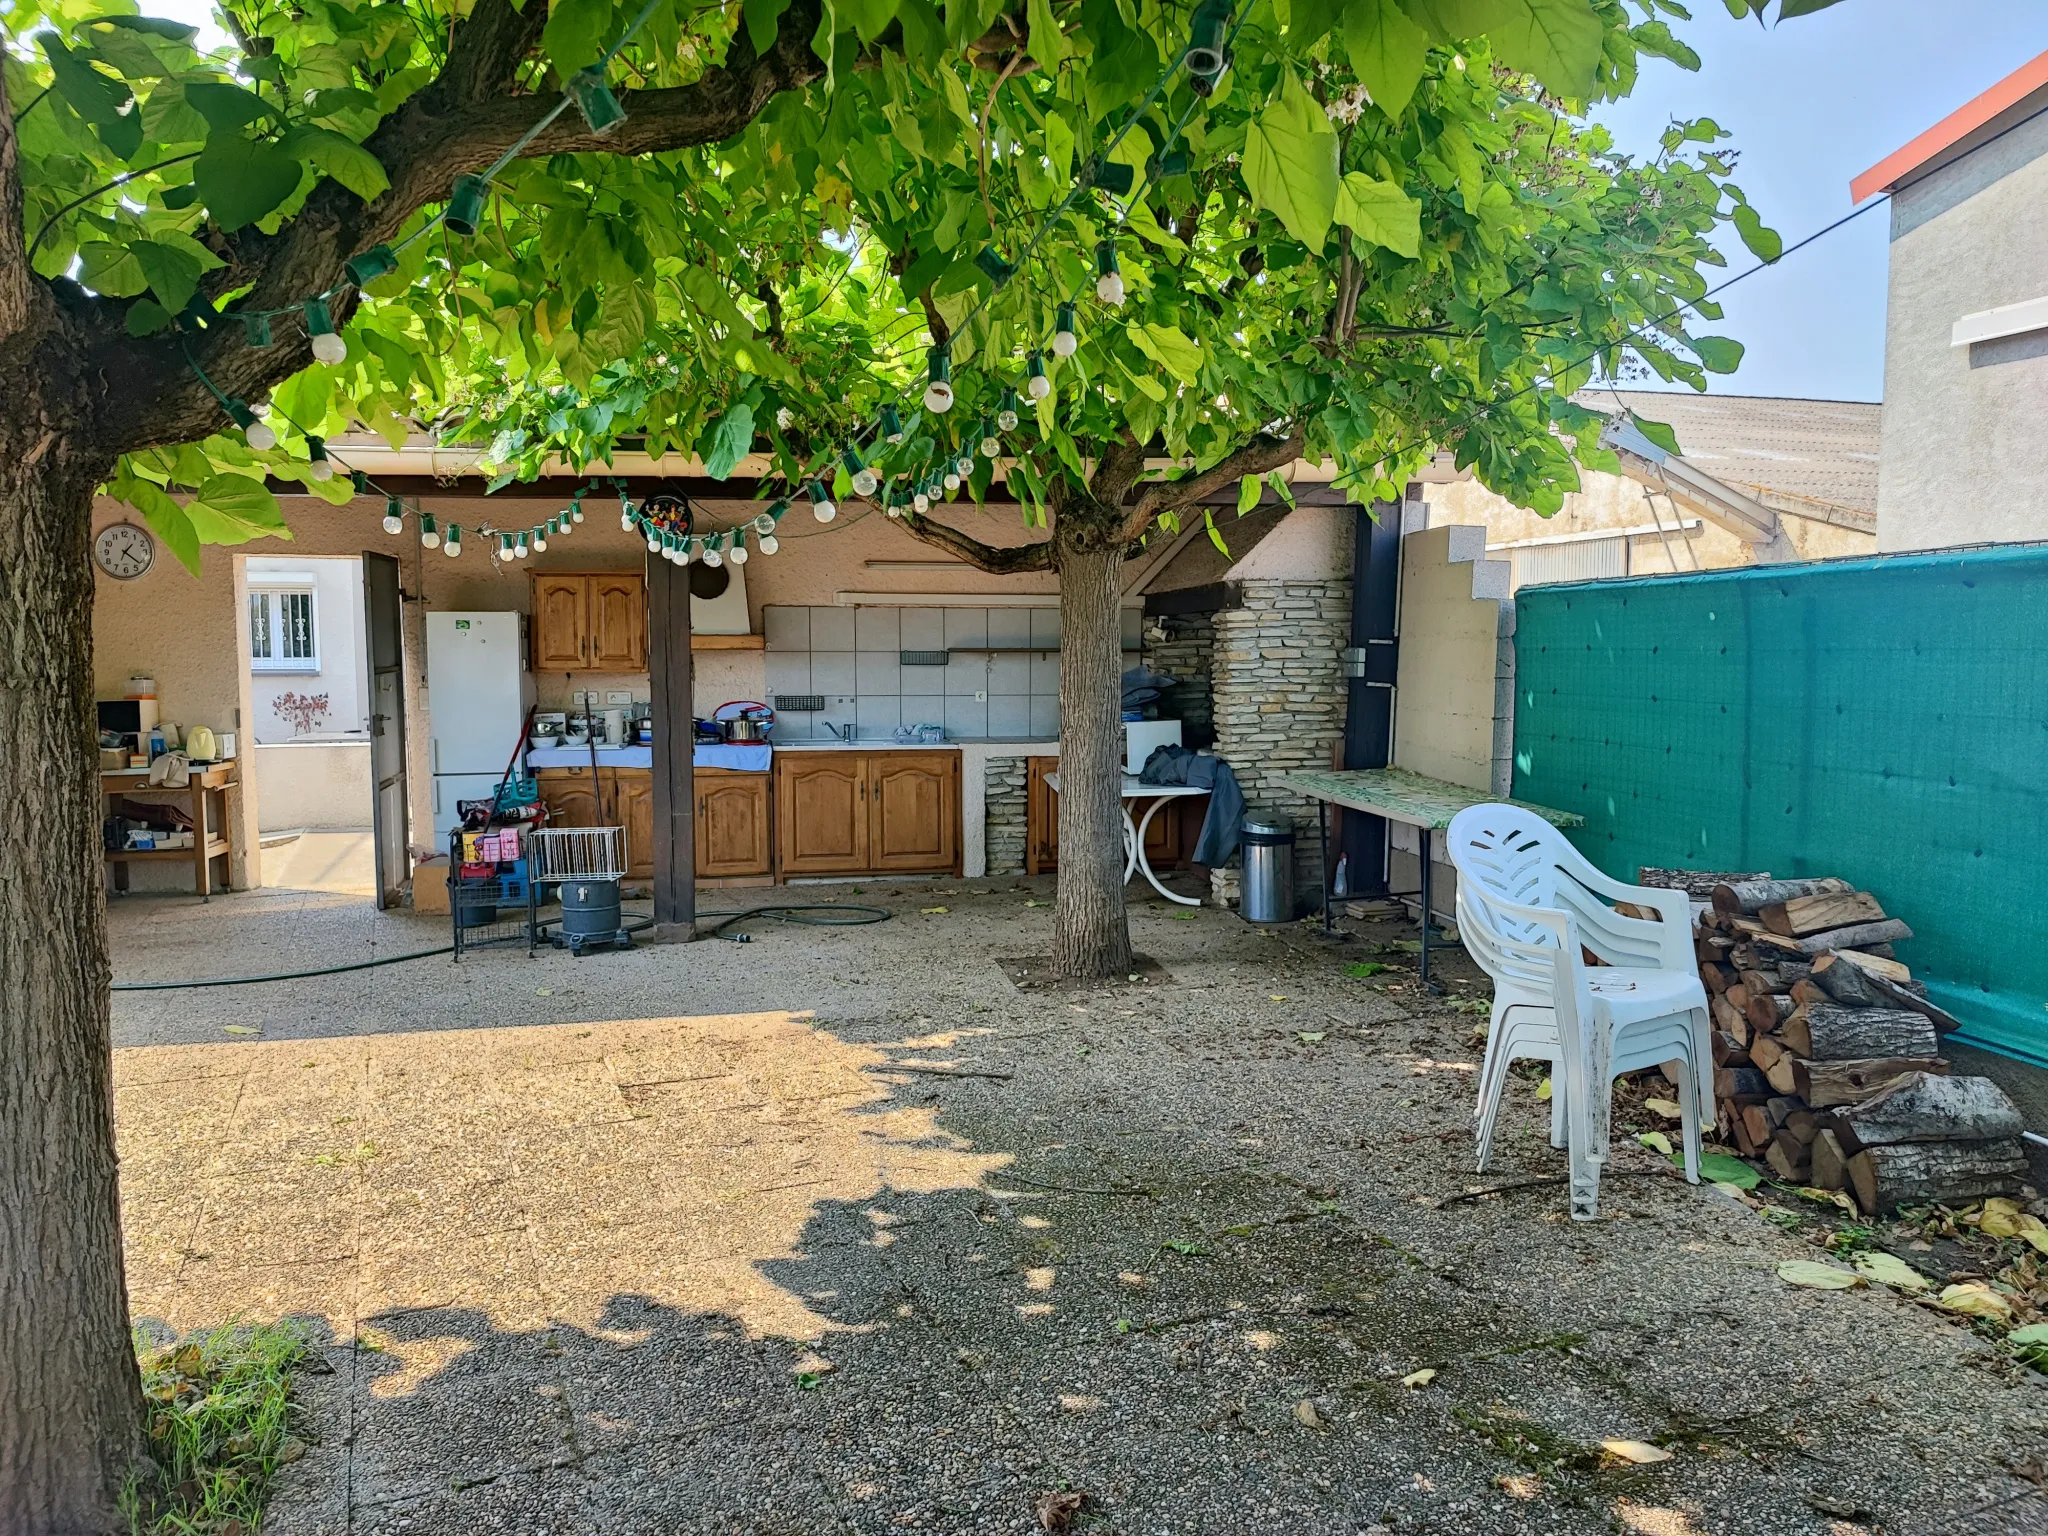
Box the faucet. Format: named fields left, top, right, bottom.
left=822, top=720, right=850, bottom=741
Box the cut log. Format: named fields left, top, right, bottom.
left=1780, top=1004, right=1938, bottom=1063
left=1711, top=1031, right=1752, bottom=1068
left=1766, top=1134, right=1814, bottom=1183
left=1747, top=992, right=1796, bottom=1035
left=1760, top=889, right=1887, bottom=938
left=1740, top=968, right=1793, bottom=998
left=1725, top=983, right=1752, bottom=1015
left=1811, top=958, right=1891, bottom=1010
left=1764, top=1053, right=1802, bottom=1097
left=1712, top=877, right=1852, bottom=916
left=1711, top=995, right=1747, bottom=1041
left=1842, top=967, right=1962, bottom=1035
left=1740, top=1103, right=1773, bottom=1149
left=1793, top=1056, right=1950, bottom=1109
left=1790, top=977, right=1830, bottom=1010
left=1785, top=1109, right=1821, bottom=1146
left=1765, top=1095, right=1799, bottom=1129
left=1715, top=1066, right=1770, bottom=1101
left=1825, top=1072, right=2024, bottom=1153
left=1748, top=1033, right=1790, bottom=1076
left=1731, top=1113, right=1765, bottom=1158
left=1811, top=1129, right=1851, bottom=1191
left=1642, top=868, right=1770, bottom=899
left=1700, top=962, right=1736, bottom=996
left=1787, top=920, right=1913, bottom=956
left=1847, top=1138, right=2028, bottom=1216
left=1824, top=948, right=1912, bottom=986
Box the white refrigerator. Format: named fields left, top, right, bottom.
left=426, top=612, right=534, bottom=839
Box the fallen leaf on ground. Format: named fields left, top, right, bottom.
left=1644, top=1097, right=1683, bottom=1121
left=1243, top=1330, right=1279, bottom=1351
left=1032, top=1490, right=1084, bottom=1532
left=1296, top=1031, right=1327, bottom=1044
left=1496, top=1472, right=1541, bottom=1499
left=1851, top=1250, right=1930, bottom=1292
left=1975, top=1198, right=2029, bottom=1238
left=535, top=987, right=553, bottom=996
left=1294, top=1398, right=1325, bottom=1427
left=791, top=1352, right=835, bottom=1376
left=1636, top=1131, right=1673, bottom=1157
left=1400, top=1368, right=1436, bottom=1389
left=1938, top=1282, right=2011, bottom=1318
left=1023, top=1267, right=1056, bottom=1291
left=223, top=1025, right=260, bottom=1036
left=1270, top=995, right=1288, bottom=1002
left=1057, top=1394, right=1103, bottom=1413
left=920, top=906, right=949, bottom=914
left=1535, top=1076, right=1553, bottom=1101
left=1778, top=1260, right=1862, bottom=1290
left=1677, top=1150, right=1760, bottom=1190
left=1024, top=899, right=1047, bottom=908
left=1601, top=1439, right=1673, bottom=1465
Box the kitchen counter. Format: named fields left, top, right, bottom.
left=526, top=744, right=653, bottom=769
left=772, top=737, right=1059, bottom=751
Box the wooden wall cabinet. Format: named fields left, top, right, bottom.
left=530, top=572, right=646, bottom=672
left=775, top=751, right=958, bottom=877
left=696, top=769, right=771, bottom=878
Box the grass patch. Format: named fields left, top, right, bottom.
left=125, top=1323, right=309, bottom=1535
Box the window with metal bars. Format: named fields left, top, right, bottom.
left=250, top=588, right=319, bottom=671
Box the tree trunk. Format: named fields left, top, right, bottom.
left=0, top=430, right=144, bottom=1531
left=1049, top=508, right=1132, bottom=981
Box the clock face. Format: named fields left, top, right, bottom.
left=95, top=523, right=155, bottom=580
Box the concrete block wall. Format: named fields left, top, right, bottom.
left=984, top=757, right=1029, bottom=875
left=1209, top=576, right=1352, bottom=905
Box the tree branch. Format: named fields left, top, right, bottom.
left=1123, top=428, right=1306, bottom=542
left=85, top=0, right=832, bottom=455
left=894, top=511, right=1054, bottom=574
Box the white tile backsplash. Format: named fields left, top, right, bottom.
left=855, top=652, right=901, bottom=694
left=765, top=652, right=810, bottom=696
left=811, top=652, right=857, bottom=694
left=944, top=655, right=987, bottom=696
left=1029, top=607, right=1063, bottom=647
left=1030, top=652, right=1061, bottom=693
left=988, top=608, right=1033, bottom=647
left=763, top=605, right=808, bottom=651
left=900, top=607, right=946, bottom=650
left=944, top=608, right=989, bottom=648
left=810, top=606, right=856, bottom=650
left=1030, top=695, right=1061, bottom=737
left=988, top=694, right=1031, bottom=736
left=988, top=653, right=1030, bottom=693
left=855, top=696, right=899, bottom=735
left=901, top=694, right=945, bottom=729
left=943, top=695, right=988, bottom=738
left=855, top=606, right=899, bottom=650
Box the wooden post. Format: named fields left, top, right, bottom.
left=647, top=550, right=695, bottom=937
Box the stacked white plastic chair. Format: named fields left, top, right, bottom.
left=1446, top=805, right=1713, bottom=1220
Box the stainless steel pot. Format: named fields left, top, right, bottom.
left=721, top=715, right=769, bottom=743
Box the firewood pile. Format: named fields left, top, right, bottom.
left=1677, top=874, right=2029, bottom=1216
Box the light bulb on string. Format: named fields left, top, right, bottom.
left=227, top=399, right=275, bottom=451
left=570, top=499, right=584, bottom=523
left=753, top=507, right=780, bottom=536
left=305, top=437, right=334, bottom=481
left=978, top=418, right=1000, bottom=457
left=913, top=485, right=931, bottom=514
left=555, top=510, right=571, bottom=536
left=660, top=531, right=677, bottom=563
left=382, top=498, right=404, bottom=535
left=943, top=471, right=961, bottom=492
left=1026, top=351, right=1051, bottom=402
left=305, top=297, right=347, bottom=365
left=1095, top=241, right=1125, bottom=306
left=644, top=521, right=661, bottom=553
left=620, top=502, right=636, bottom=530
left=420, top=514, right=440, bottom=550
left=808, top=481, right=836, bottom=523
left=955, top=449, right=974, bottom=476
left=514, top=531, right=530, bottom=559
left=758, top=530, right=780, bottom=554
left=996, top=388, right=1021, bottom=433
left=844, top=448, right=878, bottom=498
left=497, top=534, right=514, bottom=562
left=532, top=524, right=548, bottom=553
left=880, top=405, right=905, bottom=443
left=730, top=530, right=749, bottom=565
left=1053, top=302, right=1079, bottom=357
left=922, top=345, right=954, bottom=413
left=702, top=534, right=724, bottom=568
left=444, top=523, right=461, bottom=557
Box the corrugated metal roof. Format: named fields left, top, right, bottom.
left=1581, top=391, right=1882, bottom=514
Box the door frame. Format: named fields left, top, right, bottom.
left=361, top=550, right=409, bottom=908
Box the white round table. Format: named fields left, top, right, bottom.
left=1043, top=772, right=1210, bottom=906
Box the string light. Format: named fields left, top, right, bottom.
left=305, top=297, right=346, bottom=364
left=808, top=481, right=836, bottom=523
left=514, top=531, right=530, bottom=558
left=1186, top=0, right=1233, bottom=92
left=996, top=388, right=1021, bottom=433
left=443, top=522, right=461, bottom=556
left=444, top=174, right=489, bottom=238
left=1026, top=351, right=1051, bottom=401
left=880, top=405, right=905, bottom=443
left=844, top=447, right=879, bottom=497
left=307, top=437, right=334, bottom=481
left=382, top=497, right=404, bottom=535
left=701, top=532, right=724, bottom=568
left=420, top=513, right=440, bottom=549
left=922, top=344, right=954, bottom=413
left=729, top=528, right=749, bottom=565
left=1095, top=242, right=1125, bottom=306
left=532, top=522, right=548, bottom=552
left=1052, top=303, right=1079, bottom=357
left=497, top=533, right=515, bottom=561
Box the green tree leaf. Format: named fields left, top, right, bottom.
left=1242, top=74, right=1338, bottom=251
left=183, top=81, right=274, bottom=132
left=1237, top=475, right=1262, bottom=514
left=78, top=241, right=148, bottom=297
left=703, top=402, right=757, bottom=479
left=744, top=0, right=795, bottom=52
left=1422, top=0, right=1604, bottom=98
left=285, top=126, right=390, bottom=203
left=1344, top=0, right=1430, bottom=117
left=194, top=136, right=304, bottom=231
left=39, top=35, right=141, bottom=159
left=115, top=476, right=202, bottom=574
left=1026, top=0, right=1068, bottom=69
left=1730, top=203, right=1782, bottom=262
left=1689, top=335, right=1743, bottom=373
left=1129, top=323, right=1203, bottom=385
left=130, top=239, right=205, bottom=313
left=1631, top=416, right=1682, bottom=456
left=543, top=0, right=613, bottom=75
left=1333, top=173, right=1420, bottom=257
left=185, top=474, right=289, bottom=544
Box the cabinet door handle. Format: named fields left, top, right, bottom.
left=699, top=796, right=706, bottom=817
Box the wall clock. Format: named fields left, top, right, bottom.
left=94, top=522, right=155, bottom=580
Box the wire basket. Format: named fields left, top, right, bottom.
left=530, top=826, right=629, bottom=882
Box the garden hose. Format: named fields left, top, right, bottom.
left=110, top=902, right=890, bottom=989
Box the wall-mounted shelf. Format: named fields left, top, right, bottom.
left=692, top=633, right=766, bottom=650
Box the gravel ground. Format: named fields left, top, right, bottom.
left=107, top=879, right=2048, bottom=1536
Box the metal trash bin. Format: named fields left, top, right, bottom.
left=1239, top=817, right=1296, bottom=924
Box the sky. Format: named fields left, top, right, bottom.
left=1594, top=0, right=2048, bottom=403
left=140, top=0, right=2048, bottom=404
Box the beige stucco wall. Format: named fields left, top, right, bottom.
left=1875, top=102, right=2048, bottom=551
left=91, top=486, right=1068, bottom=888
left=254, top=741, right=372, bottom=830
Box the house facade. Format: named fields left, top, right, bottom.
left=1854, top=50, right=2048, bottom=552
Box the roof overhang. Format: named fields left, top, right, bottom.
left=1851, top=49, right=2048, bottom=204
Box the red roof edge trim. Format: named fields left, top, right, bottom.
left=1850, top=49, right=2048, bottom=205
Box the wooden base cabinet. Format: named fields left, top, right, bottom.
left=775, top=751, right=959, bottom=877
left=1025, top=753, right=1186, bottom=873
left=696, top=769, right=772, bottom=878
left=534, top=767, right=655, bottom=879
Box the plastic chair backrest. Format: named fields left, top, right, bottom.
left=1449, top=805, right=1669, bottom=973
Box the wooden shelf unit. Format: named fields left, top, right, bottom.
left=102, top=763, right=238, bottom=899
